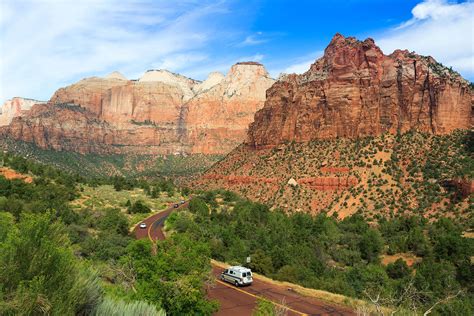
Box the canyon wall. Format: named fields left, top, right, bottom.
left=247, top=34, right=473, bottom=148
left=2, top=64, right=275, bottom=154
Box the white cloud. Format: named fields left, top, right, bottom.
left=270, top=51, right=323, bottom=78
left=238, top=32, right=267, bottom=46
left=283, top=59, right=316, bottom=74
left=377, top=0, right=474, bottom=79
left=0, top=0, right=231, bottom=102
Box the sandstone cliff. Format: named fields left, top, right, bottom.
left=0, top=97, right=44, bottom=126
left=2, top=63, right=274, bottom=154
left=183, top=62, right=275, bottom=154
left=247, top=34, right=473, bottom=148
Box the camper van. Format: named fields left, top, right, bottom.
left=220, top=266, right=253, bottom=286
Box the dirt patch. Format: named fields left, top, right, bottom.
left=0, top=167, right=33, bottom=183
left=462, top=231, right=474, bottom=238
left=381, top=253, right=421, bottom=267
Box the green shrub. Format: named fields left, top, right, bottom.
left=94, top=297, right=165, bottom=316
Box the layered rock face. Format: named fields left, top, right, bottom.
left=247, top=34, right=473, bottom=148
left=2, top=65, right=274, bottom=154
left=0, top=97, right=44, bottom=126
left=183, top=62, right=275, bottom=154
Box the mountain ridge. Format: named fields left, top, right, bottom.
left=1, top=62, right=275, bottom=155
left=247, top=34, right=472, bottom=148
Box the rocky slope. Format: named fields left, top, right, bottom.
left=191, top=131, right=473, bottom=221
left=0, top=97, right=44, bottom=126
left=1, top=64, right=274, bottom=155
left=247, top=34, right=472, bottom=148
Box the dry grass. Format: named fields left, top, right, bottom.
left=381, top=253, right=421, bottom=267
left=462, top=231, right=474, bottom=238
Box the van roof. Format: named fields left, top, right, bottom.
left=228, top=266, right=251, bottom=272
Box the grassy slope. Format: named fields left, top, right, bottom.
left=0, top=137, right=222, bottom=178
left=71, top=184, right=183, bottom=227
left=191, top=130, right=473, bottom=226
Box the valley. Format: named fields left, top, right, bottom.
left=0, top=24, right=472, bottom=316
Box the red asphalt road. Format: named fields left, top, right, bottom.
left=133, top=202, right=355, bottom=316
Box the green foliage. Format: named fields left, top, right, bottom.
left=359, top=229, right=384, bottom=263
left=98, top=208, right=129, bottom=236
left=189, top=197, right=209, bottom=218
left=248, top=249, right=274, bottom=275
left=125, top=235, right=219, bottom=315
left=414, top=260, right=460, bottom=301
left=94, top=297, right=165, bottom=316
left=348, top=264, right=390, bottom=297
left=169, top=192, right=474, bottom=311
left=252, top=298, right=280, bottom=316
left=386, top=259, right=410, bottom=279
left=0, top=212, right=14, bottom=242
left=0, top=213, right=102, bottom=315
left=127, top=200, right=151, bottom=214
left=0, top=153, right=217, bottom=315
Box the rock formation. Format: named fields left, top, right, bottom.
left=1, top=63, right=275, bottom=155
left=183, top=62, right=275, bottom=154
left=247, top=34, right=473, bottom=148
left=0, top=97, right=44, bottom=126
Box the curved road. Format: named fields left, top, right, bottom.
left=133, top=202, right=355, bottom=316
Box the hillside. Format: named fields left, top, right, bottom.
left=0, top=137, right=222, bottom=178
left=192, top=130, right=473, bottom=225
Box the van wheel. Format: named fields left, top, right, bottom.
left=234, top=281, right=239, bottom=287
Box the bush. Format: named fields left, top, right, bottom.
left=189, top=198, right=209, bottom=217
left=127, top=200, right=151, bottom=214
left=359, top=229, right=383, bottom=263
left=0, top=213, right=102, bottom=315
left=386, top=258, right=410, bottom=279
left=98, top=208, right=129, bottom=236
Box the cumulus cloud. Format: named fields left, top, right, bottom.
left=377, top=0, right=473, bottom=79
left=0, top=0, right=230, bottom=102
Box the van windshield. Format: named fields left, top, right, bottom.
left=242, top=272, right=251, bottom=277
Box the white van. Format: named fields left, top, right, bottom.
left=220, top=266, right=253, bottom=286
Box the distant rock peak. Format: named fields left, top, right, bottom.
left=106, top=71, right=127, bottom=80
left=235, top=61, right=264, bottom=66
left=0, top=97, right=44, bottom=126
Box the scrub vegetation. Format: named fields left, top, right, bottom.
left=167, top=190, right=474, bottom=315
left=0, top=152, right=217, bottom=315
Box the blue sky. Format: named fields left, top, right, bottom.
left=0, top=0, right=473, bottom=102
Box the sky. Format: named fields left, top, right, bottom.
left=0, top=0, right=473, bottom=102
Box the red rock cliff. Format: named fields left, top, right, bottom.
left=2, top=66, right=274, bottom=155
left=247, top=34, right=473, bottom=148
